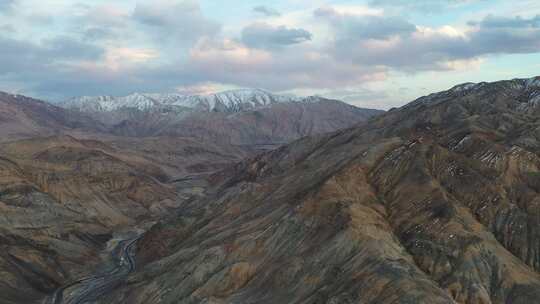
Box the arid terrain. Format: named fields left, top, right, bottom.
left=3, top=77, right=540, bottom=304
left=1, top=0, right=539, bottom=302
left=0, top=90, right=380, bottom=304
left=92, top=76, right=540, bottom=304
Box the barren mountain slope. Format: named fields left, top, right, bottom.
left=0, top=92, right=106, bottom=142
left=138, top=98, right=381, bottom=146
left=0, top=135, right=178, bottom=304
left=98, top=77, right=540, bottom=304
left=0, top=91, right=382, bottom=303
left=62, top=94, right=382, bottom=145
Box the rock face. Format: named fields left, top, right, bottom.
left=95, top=76, right=540, bottom=304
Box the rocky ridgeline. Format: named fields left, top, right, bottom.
left=96, top=76, right=540, bottom=304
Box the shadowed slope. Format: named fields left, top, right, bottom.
left=98, top=77, right=540, bottom=304
left=0, top=135, right=177, bottom=303
left=0, top=92, right=106, bottom=142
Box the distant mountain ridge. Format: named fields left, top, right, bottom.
left=53, top=89, right=384, bottom=143
left=59, top=89, right=310, bottom=113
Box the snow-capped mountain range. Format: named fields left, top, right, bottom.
left=59, top=89, right=307, bottom=113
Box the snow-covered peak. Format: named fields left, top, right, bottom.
left=116, top=93, right=159, bottom=110
left=60, top=89, right=307, bottom=113
left=171, top=89, right=303, bottom=112
left=449, top=83, right=479, bottom=93
left=60, top=93, right=161, bottom=112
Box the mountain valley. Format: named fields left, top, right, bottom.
left=0, top=89, right=380, bottom=303
left=3, top=77, right=540, bottom=303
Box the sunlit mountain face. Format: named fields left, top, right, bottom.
left=1, top=1, right=540, bottom=304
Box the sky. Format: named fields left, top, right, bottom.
left=0, top=0, right=539, bottom=109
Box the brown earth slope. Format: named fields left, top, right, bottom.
left=98, top=77, right=540, bottom=304
left=106, top=98, right=382, bottom=147
left=0, top=135, right=178, bottom=304
left=0, top=91, right=382, bottom=303
left=0, top=92, right=106, bottom=142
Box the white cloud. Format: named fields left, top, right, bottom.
left=0, top=0, right=540, bottom=110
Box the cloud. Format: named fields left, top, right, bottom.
left=42, top=36, right=104, bottom=60
left=466, top=16, right=540, bottom=54
left=241, top=23, right=312, bottom=49
left=0, top=33, right=108, bottom=98
left=316, top=9, right=540, bottom=71
left=368, top=0, right=482, bottom=13
left=83, top=4, right=129, bottom=27
left=183, top=38, right=386, bottom=91
left=469, top=14, right=540, bottom=28
left=0, top=35, right=103, bottom=70
left=315, top=7, right=416, bottom=40
left=58, top=4, right=130, bottom=45
left=253, top=5, right=281, bottom=17
left=0, top=0, right=15, bottom=13
left=133, top=0, right=220, bottom=43
left=175, top=82, right=232, bottom=95
left=0, top=24, right=15, bottom=33
left=1, top=0, right=540, bottom=109
left=82, top=27, right=115, bottom=42
left=460, top=15, right=540, bottom=55
left=0, top=1, right=222, bottom=98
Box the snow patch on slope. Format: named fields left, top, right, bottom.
left=61, top=89, right=306, bottom=113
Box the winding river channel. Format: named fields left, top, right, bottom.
left=44, top=235, right=140, bottom=304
